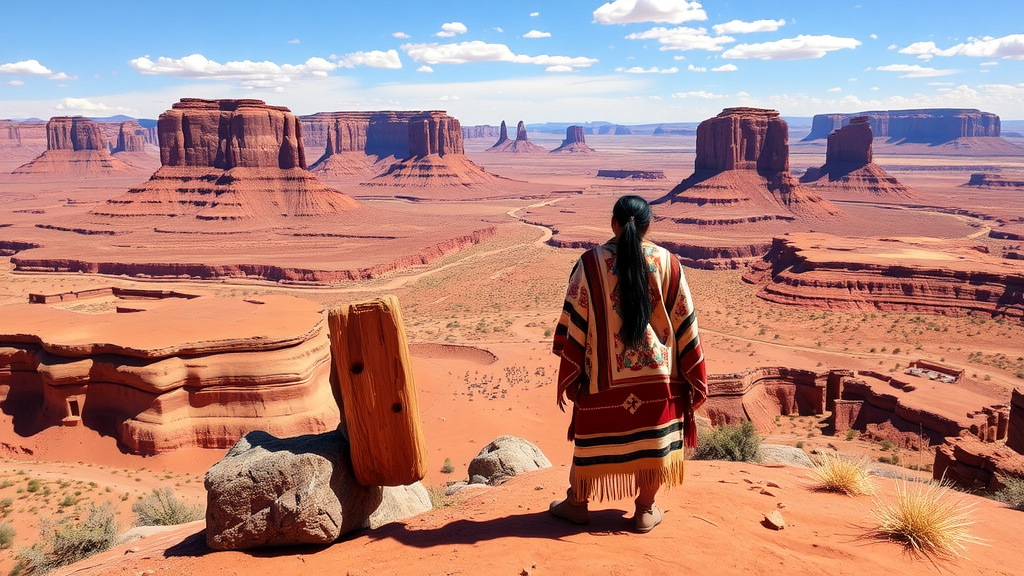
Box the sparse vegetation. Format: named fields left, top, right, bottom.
left=132, top=488, right=204, bottom=527
left=880, top=439, right=894, bottom=451
left=0, top=522, right=15, bottom=550
left=425, top=485, right=459, bottom=509
left=440, top=458, right=455, bottom=475
left=845, top=429, right=858, bottom=441
left=809, top=453, right=874, bottom=496
left=692, top=421, right=762, bottom=462
left=992, top=477, right=1024, bottom=511
left=871, top=481, right=981, bottom=559
left=9, top=502, right=118, bottom=575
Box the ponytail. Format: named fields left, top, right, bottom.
left=612, top=195, right=653, bottom=350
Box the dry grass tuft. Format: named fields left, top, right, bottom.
left=871, top=480, right=982, bottom=559
left=809, top=452, right=875, bottom=496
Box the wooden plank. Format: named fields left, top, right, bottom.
left=328, top=295, right=427, bottom=486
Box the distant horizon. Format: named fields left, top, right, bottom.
left=1, top=0, right=1021, bottom=124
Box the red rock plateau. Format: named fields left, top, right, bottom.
left=744, top=233, right=1024, bottom=320
left=485, top=121, right=547, bottom=153
left=595, top=169, right=666, bottom=180
left=803, top=108, right=1023, bottom=156
left=964, top=172, right=1024, bottom=189
left=0, top=119, right=47, bottom=163
left=95, top=99, right=358, bottom=220
left=801, top=116, right=918, bottom=198
left=304, top=111, right=377, bottom=178
left=461, top=124, right=498, bottom=139
left=597, top=124, right=632, bottom=135
left=0, top=290, right=338, bottom=455
left=12, top=117, right=133, bottom=176
left=655, top=108, right=840, bottom=225
left=934, top=434, right=1024, bottom=491
left=549, top=125, right=595, bottom=154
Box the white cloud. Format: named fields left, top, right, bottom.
left=711, top=63, right=737, bottom=72
left=869, top=34, right=877, bottom=40
left=887, top=44, right=898, bottom=50
left=927, top=81, right=955, bottom=86
left=980, top=61, right=998, bottom=66
left=287, top=39, right=300, bottom=44
left=530, top=11, right=539, bottom=17
left=593, top=0, right=707, bottom=25
left=336, top=50, right=402, bottom=69
left=827, top=87, right=842, bottom=92
left=616, top=66, right=678, bottom=73
left=671, top=90, right=727, bottom=98
left=722, top=35, right=861, bottom=60
left=711, top=19, right=785, bottom=35
left=687, top=64, right=706, bottom=72
left=392, top=32, right=411, bottom=39
left=0, top=59, right=53, bottom=75
left=54, top=97, right=133, bottom=113
left=870, top=86, right=879, bottom=90
left=546, top=65, right=575, bottom=73
left=436, top=22, right=468, bottom=38
left=495, top=27, right=504, bottom=33
left=673, top=55, right=686, bottom=60
left=523, top=30, right=552, bottom=39
left=626, top=27, right=734, bottom=51
left=876, top=64, right=957, bottom=78
left=401, top=41, right=598, bottom=68
left=649, top=95, right=662, bottom=100
left=48, top=72, right=77, bottom=81
left=417, top=65, right=434, bottom=73
left=6, top=80, right=24, bottom=86
left=898, top=34, right=1024, bottom=60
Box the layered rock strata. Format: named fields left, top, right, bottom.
left=803, top=109, right=1001, bottom=142
left=305, top=112, right=376, bottom=177
left=0, top=293, right=339, bottom=455
left=800, top=116, right=917, bottom=197
left=462, top=124, right=498, bottom=139
left=595, top=170, right=665, bottom=180
left=486, top=121, right=546, bottom=153
left=95, top=99, right=358, bottom=219
left=550, top=126, right=595, bottom=154
left=933, top=435, right=1024, bottom=491
left=654, top=108, right=840, bottom=222
left=598, top=125, right=631, bottom=135
left=964, top=173, right=1024, bottom=189
left=744, top=233, right=1024, bottom=320
left=700, top=367, right=831, bottom=434
left=113, top=121, right=149, bottom=153
left=13, top=117, right=132, bottom=175
left=0, top=120, right=47, bottom=150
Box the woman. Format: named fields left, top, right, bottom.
left=549, top=195, right=707, bottom=533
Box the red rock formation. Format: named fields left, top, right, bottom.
left=462, top=124, right=498, bottom=139
left=700, top=367, right=829, bottom=434
left=745, top=233, right=1024, bottom=321
left=598, top=125, right=632, bottom=135
left=113, top=121, right=148, bottom=153
left=804, top=109, right=1002, bottom=142
left=306, top=112, right=376, bottom=178
left=367, top=111, right=421, bottom=158
left=0, top=293, right=340, bottom=455
left=95, top=99, right=358, bottom=219
left=964, top=173, right=1024, bottom=189
left=595, top=170, right=665, bottom=180
left=486, top=120, right=547, bottom=153
left=801, top=116, right=918, bottom=198
left=491, top=121, right=510, bottom=147
left=13, top=117, right=132, bottom=175
left=408, top=111, right=463, bottom=156
left=0, top=120, right=47, bottom=150
left=933, top=435, right=1024, bottom=491
left=654, top=108, right=840, bottom=222
left=550, top=126, right=595, bottom=154
left=1009, top=389, right=1024, bottom=454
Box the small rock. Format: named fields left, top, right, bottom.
left=125, top=547, right=141, bottom=555
left=763, top=510, right=786, bottom=530
left=742, top=478, right=753, bottom=484
left=766, top=482, right=781, bottom=489
left=760, top=489, right=776, bottom=497
left=470, top=474, right=489, bottom=485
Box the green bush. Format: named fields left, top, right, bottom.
left=0, top=522, right=14, bottom=550
left=845, top=429, right=858, bottom=441
left=880, top=439, right=894, bottom=451
left=9, top=502, right=118, bottom=575
left=692, top=421, right=762, bottom=462
left=132, top=488, right=204, bottom=527
left=440, top=458, right=455, bottom=475
left=25, top=480, right=41, bottom=493
left=993, top=477, right=1024, bottom=511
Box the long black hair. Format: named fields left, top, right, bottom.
left=612, top=195, right=653, bottom=349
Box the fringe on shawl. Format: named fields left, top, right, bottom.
left=572, top=449, right=686, bottom=502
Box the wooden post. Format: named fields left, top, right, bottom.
left=328, top=296, right=427, bottom=486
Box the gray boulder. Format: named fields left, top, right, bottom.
left=205, top=430, right=382, bottom=550
left=467, top=435, right=551, bottom=485
left=368, top=483, right=433, bottom=529
left=757, top=444, right=814, bottom=468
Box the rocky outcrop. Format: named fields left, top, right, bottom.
left=0, top=120, right=47, bottom=150
left=550, top=126, right=595, bottom=154
left=654, top=108, right=840, bottom=222
left=12, top=117, right=132, bottom=175
left=700, top=367, right=830, bottom=433
left=1009, top=389, right=1024, bottom=454
left=306, top=112, right=377, bottom=178
left=113, top=121, right=148, bottom=153
left=800, top=117, right=918, bottom=198
left=653, top=125, right=696, bottom=136
left=744, top=233, right=1024, bottom=321
left=466, top=436, right=551, bottom=485
left=408, top=111, right=463, bottom=156
left=595, top=170, right=665, bottom=180
left=486, top=121, right=546, bottom=153
left=95, top=99, right=358, bottom=219
left=964, top=173, right=1024, bottom=189
left=598, top=125, right=632, bottom=135
left=462, top=124, right=498, bottom=139
left=933, top=435, right=1024, bottom=491
left=0, top=293, right=341, bottom=454
left=803, top=109, right=1001, bottom=143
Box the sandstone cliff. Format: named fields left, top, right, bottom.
left=13, top=117, right=132, bottom=175
left=550, top=126, right=595, bottom=154
left=801, top=116, right=917, bottom=198
left=113, top=121, right=148, bottom=153
left=486, top=121, right=547, bottom=153
left=803, top=109, right=1001, bottom=143
left=462, top=124, right=498, bottom=139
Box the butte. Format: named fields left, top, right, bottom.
left=485, top=121, right=547, bottom=153
left=550, top=126, right=595, bottom=154
left=800, top=116, right=918, bottom=198
left=12, top=116, right=133, bottom=176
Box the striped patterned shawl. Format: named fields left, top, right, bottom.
left=552, top=240, right=707, bottom=500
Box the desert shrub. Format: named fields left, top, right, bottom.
left=845, top=429, right=858, bottom=441
left=810, top=453, right=874, bottom=496
left=425, top=485, right=459, bottom=509
left=25, top=480, right=41, bottom=493
left=0, top=522, right=14, bottom=550
left=880, top=439, right=894, bottom=451
left=132, top=488, right=203, bottom=527
left=992, top=477, right=1024, bottom=511
left=9, top=502, right=118, bottom=575
left=871, top=481, right=980, bottom=559
left=692, top=421, right=761, bottom=462
left=58, top=496, right=77, bottom=508
left=795, top=441, right=804, bottom=449
left=440, top=458, right=455, bottom=475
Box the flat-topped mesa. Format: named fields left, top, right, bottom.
left=801, top=117, right=917, bottom=198
left=654, top=108, right=840, bottom=222
left=487, top=120, right=547, bottom=153
left=804, top=108, right=1001, bottom=143
left=12, top=117, right=132, bottom=175
left=462, top=124, right=498, bottom=139
left=0, top=119, right=47, bottom=149
left=95, top=98, right=358, bottom=219
left=550, top=125, right=595, bottom=154
left=304, top=112, right=376, bottom=178
left=113, top=121, right=148, bottom=153
left=408, top=111, right=463, bottom=157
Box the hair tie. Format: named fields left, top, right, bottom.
left=629, top=216, right=635, bottom=222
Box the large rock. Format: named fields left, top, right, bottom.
left=550, top=126, right=595, bottom=154
left=800, top=116, right=917, bottom=198
left=826, top=116, right=872, bottom=165
left=486, top=121, right=546, bottom=153
left=466, top=435, right=551, bottom=485
left=490, top=121, right=509, bottom=148
left=205, top=430, right=381, bottom=550
left=1009, top=389, right=1024, bottom=454
left=803, top=108, right=1001, bottom=143
left=408, top=111, right=463, bottom=156
left=113, top=121, right=148, bottom=153
left=46, top=116, right=106, bottom=151
left=462, top=124, right=498, bottom=139
left=694, top=107, right=788, bottom=173
left=368, top=483, right=432, bottom=529
left=12, top=117, right=132, bottom=175
left=756, top=444, right=814, bottom=468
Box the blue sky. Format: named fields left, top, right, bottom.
left=0, top=0, right=1022, bottom=123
